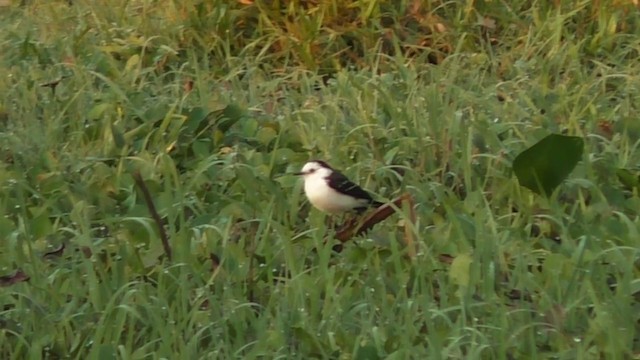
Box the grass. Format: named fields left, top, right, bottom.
left=1, top=0, right=639, bottom=358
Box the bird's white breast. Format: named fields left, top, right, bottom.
left=304, top=176, right=367, bottom=213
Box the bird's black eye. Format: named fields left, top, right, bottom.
left=308, top=168, right=316, bottom=173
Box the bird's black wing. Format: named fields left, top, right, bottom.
left=326, top=171, right=374, bottom=202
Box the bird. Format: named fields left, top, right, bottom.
left=295, top=160, right=383, bottom=214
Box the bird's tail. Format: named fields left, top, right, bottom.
left=355, top=200, right=384, bottom=214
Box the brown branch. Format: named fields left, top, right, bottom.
left=333, top=193, right=416, bottom=258
left=132, top=171, right=172, bottom=261
left=335, top=193, right=411, bottom=241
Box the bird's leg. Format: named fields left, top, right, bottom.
left=326, top=215, right=334, bottom=231
left=326, top=213, right=364, bottom=232
left=326, top=215, right=341, bottom=231
left=334, top=215, right=352, bottom=234
left=342, top=213, right=360, bottom=229
left=327, top=214, right=350, bottom=232
left=344, top=213, right=353, bottom=228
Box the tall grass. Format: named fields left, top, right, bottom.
left=0, top=0, right=639, bottom=358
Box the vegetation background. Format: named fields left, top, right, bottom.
left=1, top=0, right=639, bottom=358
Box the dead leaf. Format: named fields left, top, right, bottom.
left=438, top=254, right=454, bottom=264
left=43, top=243, right=66, bottom=258
left=504, top=288, right=533, bottom=301
left=210, top=253, right=220, bottom=272
left=597, top=119, right=613, bottom=139
left=79, top=246, right=92, bottom=258
left=410, top=0, right=421, bottom=17
left=0, top=269, right=30, bottom=287
left=63, top=56, right=75, bottom=65
left=481, top=17, right=496, bottom=30
left=435, top=22, right=447, bottom=33
left=543, top=304, right=566, bottom=330
left=183, top=78, right=194, bottom=93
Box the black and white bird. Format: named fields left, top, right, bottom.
left=295, top=160, right=383, bottom=214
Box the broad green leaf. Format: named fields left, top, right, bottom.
left=96, top=343, right=117, bottom=360
left=30, top=213, right=53, bottom=239
left=216, top=104, right=244, bottom=133
left=87, top=103, right=112, bottom=120
left=262, top=120, right=280, bottom=132
left=213, top=129, right=224, bottom=145
left=256, top=127, right=277, bottom=145
left=0, top=216, right=15, bottom=239
left=616, top=168, right=640, bottom=192
left=191, top=213, right=216, bottom=227
left=354, top=343, right=381, bottom=360
left=111, top=123, right=126, bottom=148
left=124, top=54, right=140, bottom=72
left=631, top=278, right=640, bottom=295
left=143, top=102, right=169, bottom=123
left=271, top=148, right=296, bottom=165
left=36, top=172, right=65, bottom=194
left=513, top=134, right=584, bottom=196
left=241, top=117, right=259, bottom=136
left=141, top=243, right=166, bottom=268
left=449, top=253, right=472, bottom=288
left=184, top=106, right=211, bottom=134
left=191, top=139, right=212, bottom=158
left=383, top=147, right=399, bottom=164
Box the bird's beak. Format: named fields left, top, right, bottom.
left=293, top=171, right=305, bottom=176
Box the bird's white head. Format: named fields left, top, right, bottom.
left=295, top=160, right=333, bottom=180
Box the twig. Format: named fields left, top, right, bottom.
left=333, top=193, right=416, bottom=258
left=132, top=171, right=172, bottom=261
left=39, top=75, right=71, bottom=95
left=335, top=193, right=411, bottom=241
